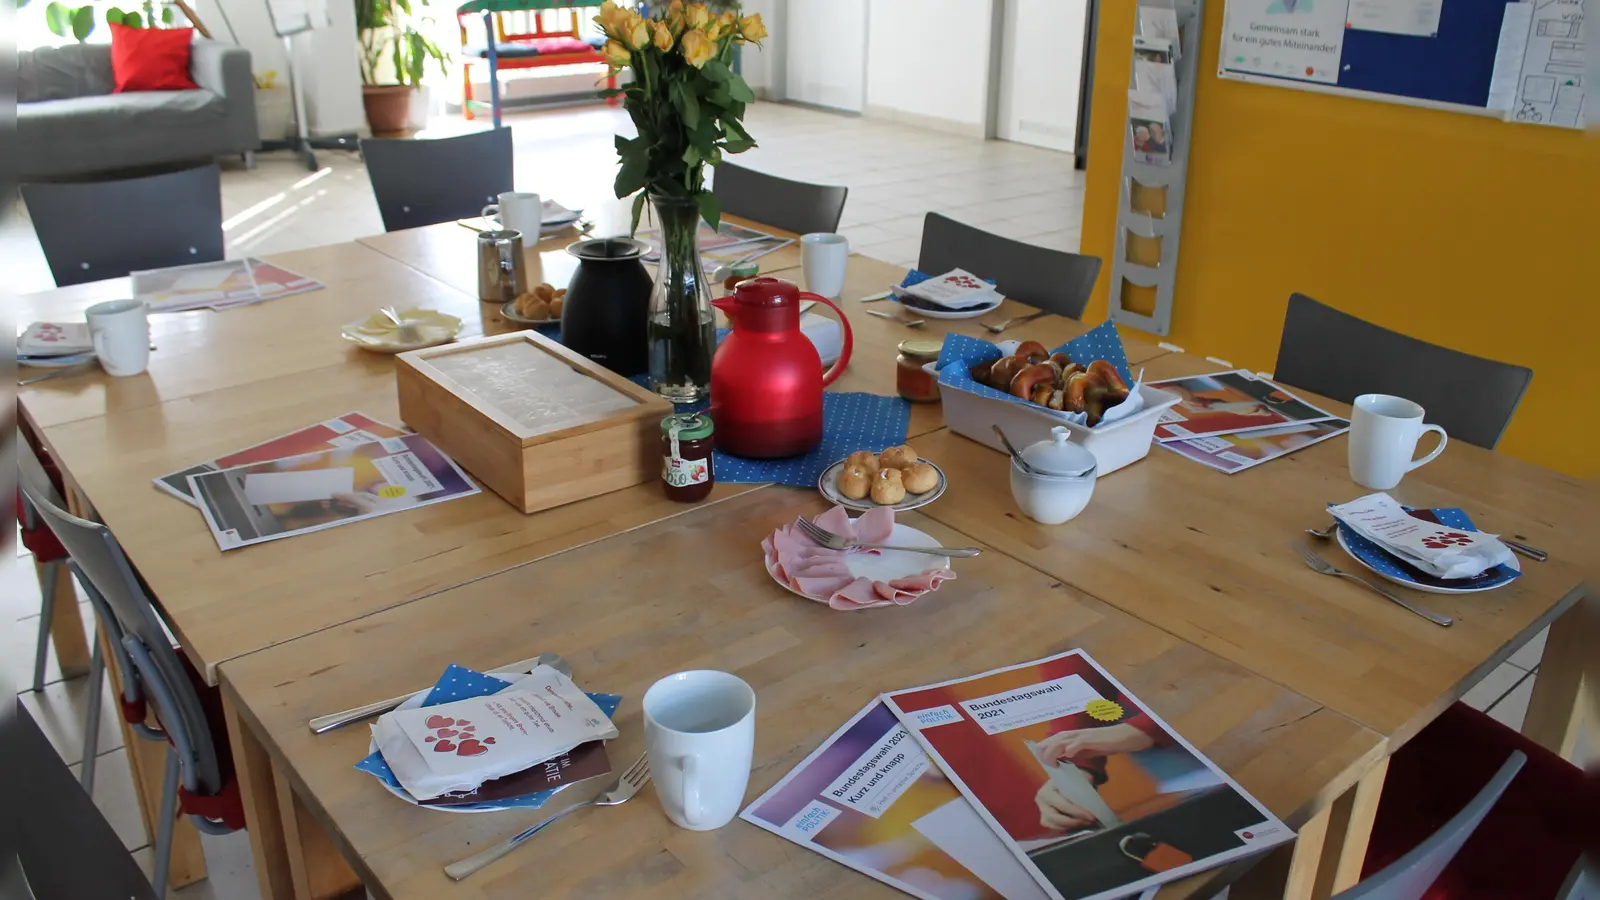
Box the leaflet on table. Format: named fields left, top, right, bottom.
left=188, top=433, right=478, bottom=551
left=133, top=258, right=325, bottom=312
left=638, top=220, right=787, bottom=265
left=1161, top=417, right=1350, bottom=474
left=153, top=412, right=408, bottom=505
left=698, top=235, right=794, bottom=271
left=18, top=322, right=93, bottom=357
left=882, top=650, right=1293, bottom=900
left=1147, top=369, right=1336, bottom=442
left=742, top=701, right=1050, bottom=900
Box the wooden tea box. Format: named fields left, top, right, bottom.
left=395, top=331, right=672, bottom=513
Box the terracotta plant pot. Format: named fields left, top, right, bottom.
left=362, top=85, right=414, bottom=136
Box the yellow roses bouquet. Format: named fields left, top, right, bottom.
left=594, top=0, right=766, bottom=231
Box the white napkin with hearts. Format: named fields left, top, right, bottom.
left=372, top=665, right=618, bottom=801
left=1329, top=493, right=1513, bottom=580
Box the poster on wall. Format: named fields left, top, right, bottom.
left=1220, top=0, right=1352, bottom=84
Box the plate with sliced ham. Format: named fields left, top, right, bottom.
left=762, top=505, right=956, bottom=611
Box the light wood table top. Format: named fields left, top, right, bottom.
left=357, top=211, right=804, bottom=301
left=220, top=487, right=1384, bottom=900
left=914, top=353, right=1590, bottom=748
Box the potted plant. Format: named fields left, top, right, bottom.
left=356, top=0, right=449, bottom=135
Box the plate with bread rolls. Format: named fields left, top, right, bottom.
left=819, top=444, right=947, bottom=512
left=500, top=282, right=566, bottom=325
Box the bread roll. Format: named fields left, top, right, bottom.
left=520, top=297, right=551, bottom=320
left=533, top=283, right=556, bottom=302
left=878, top=444, right=917, bottom=469
left=870, top=467, right=906, bottom=505
left=836, top=465, right=871, bottom=500
left=550, top=296, right=564, bottom=318
left=901, top=462, right=938, bottom=494
left=846, top=450, right=880, bottom=475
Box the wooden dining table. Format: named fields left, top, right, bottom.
left=16, top=212, right=1588, bottom=900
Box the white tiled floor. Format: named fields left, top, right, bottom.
left=4, top=101, right=1589, bottom=897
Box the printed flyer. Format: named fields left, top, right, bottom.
left=1161, top=417, right=1350, bottom=473
left=189, top=433, right=478, bottom=550
left=1148, top=369, right=1335, bottom=442
left=153, top=412, right=407, bottom=505
left=883, top=651, right=1292, bottom=900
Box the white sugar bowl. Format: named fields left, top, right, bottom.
left=1010, top=426, right=1097, bottom=525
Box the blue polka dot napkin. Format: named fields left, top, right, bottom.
left=934, top=320, right=1134, bottom=408
left=1335, top=507, right=1520, bottom=591
left=354, top=664, right=622, bottom=812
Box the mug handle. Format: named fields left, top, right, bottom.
left=680, top=754, right=703, bottom=828
left=1409, top=424, right=1448, bottom=472
left=481, top=204, right=500, bottom=225
left=798, top=291, right=854, bottom=387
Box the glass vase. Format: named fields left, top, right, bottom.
left=647, top=193, right=717, bottom=405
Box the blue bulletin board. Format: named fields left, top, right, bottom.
left=1219, top=0, right=1517, bottom=115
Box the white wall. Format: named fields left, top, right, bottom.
left=787, top=0, right=868, bottom=111
left=865, top=0, right=995, bottom=134
left=737, top=0, right=783, bottom=98
left=195, top=0, right=365, bottom=137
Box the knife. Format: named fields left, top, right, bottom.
left=306, top=651, right=572, bottom=734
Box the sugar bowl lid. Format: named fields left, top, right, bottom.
left=1020, top=426, right=1096, bottom=477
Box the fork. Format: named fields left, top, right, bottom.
left=866, top=309, right=925, bottom=328
left=984, top=310, right=1051, bottom=334
left=1292, top=542, right=1453, bottom=627
left=444, top=754, right=651, bottom=881
left=1306, top=521, right=1547, bottom=562
left=796, top=516, right=981, bottom=558
left=379, top=306, right=423, bottom=344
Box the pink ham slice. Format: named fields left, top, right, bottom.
left=763, top=506, right=955, bottom=611
left=855, top=506, right=895, bottom=544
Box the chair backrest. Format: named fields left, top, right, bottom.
left=16, top=441, right=224, bottom=795
left=1274, top=294, right=1533, bottom=449
left=361, top=129, right=514, bottom=232
left=21, top=165, right=224, bottom=287
left=1334, top=751, right=1526, bottom=900
left=712, top=162, right=849, bottom=236
left=918, top=212, right=1102, bottom=320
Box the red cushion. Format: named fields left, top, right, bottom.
left=528, top=36, right=596, bottom=54
left=109, top=25, right=199, bottom=92
left=1363, top=702, right=1600, bottom=898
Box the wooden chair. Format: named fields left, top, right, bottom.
left=458, top=5, right=616, bottom=122
left=361, top=128, right=514, bottom=231
left=918, top=212, right=1102, bottom=320
left=21, top=165, right=224, bottom=287
left=712, top=162, right=849, bottom=236
left=1274, top=293, right=1533, bottom=449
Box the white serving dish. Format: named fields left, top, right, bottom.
left=938, top=374, right=1182, bottom=476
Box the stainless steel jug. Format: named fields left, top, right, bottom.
left=477, top=229, right=528, bottom=304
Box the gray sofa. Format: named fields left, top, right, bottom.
left=18, top=40, right=260, bottom=179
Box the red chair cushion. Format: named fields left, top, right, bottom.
left=1363, top=702, right=1600, bottom=898
left=109, top=24, right=199, bottom=92
left=17, top=493, right=69, bottom=561
left=527, top=36, right=598, bottom=54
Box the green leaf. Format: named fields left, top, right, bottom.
left=161, top=6, right=173, bottom=23
left=671, top=81, right=699, bottom=130
left=727, top=73, right=754, bottom=103
left=682, top=144, right=701, bottom=167
left=45, top=1, right=72, bottom=37
left=722, top=117, right=750, bottom=143
left=614, top=134, right=637, bottom=154
left=121, top=9, right=140, bottom=26
left=16, top=0, right=31, bottom=10
left=104, top=6, right=123, bottom=23
left=706, top=84, right=731, bottom=107
left=701, top=59, right=731, bottom=83
left=720, top=137, right=755, bottom=155
left=629, top=191, right=647, bottom=236
left=615, top=151, right=648, bottom=198
left=696, top=191, right=720, bottom=232
left=70, top=4, right=94, bottom=39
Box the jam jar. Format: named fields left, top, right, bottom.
left=895, top=338, right=943, bottom=403
left=661, top=413, right=715, bottom=502
left=722, top=261, right=761, bottom=294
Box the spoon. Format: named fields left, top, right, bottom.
left=992, top=425, right=1040, bottom=476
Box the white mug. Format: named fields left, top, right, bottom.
left=482, top=191, right=542, bottom=238
left=1348, top=394, right=1448, bottom=490
left=800, top=233, right=849, bottom=298
left=643, top=670, right=755, bottom=831
left=85, top=299, right=150, bottom=377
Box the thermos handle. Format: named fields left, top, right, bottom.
left=800, top=291, right=854, bottom=387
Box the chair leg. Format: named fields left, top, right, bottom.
left=152, top=746, right=181, bottom=899
left=242, top=151, right=256, bottom=169
left=31, top=560, right=60, bottom=692
left=463, top=62, right=475, bottom=121
left=80, top=637, right=105, bottom=794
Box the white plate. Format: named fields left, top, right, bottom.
left=818, top=458, right=947, bottom=512
left=341, top=310, right=462, bottom=354
left=1335, top=528, right=1521, bottom=595
left=893, top=296, right=1003, bottom=320
left=765, top=522, right=951, bottom=602
left=499, top=300, right=559, bottom=327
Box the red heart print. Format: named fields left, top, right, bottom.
left=456, top=720, right=471, bottom=726
left=455, top=738, right=489, bottom=757
left=436, top=727, right=459, bottom=738
left=484, top=737, right=496, bottom=744
left=434, top=739, right=457, bottom=753
left=461, top=725, right=475, bottom=733
left=425, top=715, right=455, bottom=729
left=425, top=736, right=436, bottom=742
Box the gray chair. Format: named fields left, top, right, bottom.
left=712, top=162, right=849, bottom=235
left=18, top=439, right=236, bottom=898
left=918, top=212, right=1102, bottom=319
left=1333, top=751, right=1525, bottom=900
left=362, top=128, right=514, bottom=232
left=22, top=165, right=224, bottom=287
left=1274, top=293, right=1533, bottom=449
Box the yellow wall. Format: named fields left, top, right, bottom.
left=1082, top=3, right=1599, bottom=477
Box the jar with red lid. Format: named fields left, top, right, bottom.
left=896, top=339, right=943, bottom=403
left=661, top=413, right=715, bottom=502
